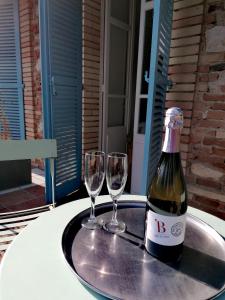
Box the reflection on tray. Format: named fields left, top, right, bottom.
left=62, top=201, right=225, bottom=300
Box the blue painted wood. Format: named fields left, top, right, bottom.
left=0, top=0, right=24, bottom=140
left=141, top=0, right=174, bottom=195
left=39, top=0, right=82, bottom=202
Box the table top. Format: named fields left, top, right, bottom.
left=0, top=195, right=225, bottom=300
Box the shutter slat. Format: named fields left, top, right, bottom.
left=0, top=0, right=24, bottom=140
left=41, top=0, right=82, bottom=200
left=142, top=0, right=173, bottom=193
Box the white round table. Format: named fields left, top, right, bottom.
left=0, top=195, right=225, bottom=300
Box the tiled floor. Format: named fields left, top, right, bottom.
left=0, top=169, right=89, bottom=264
left=0, top=168, right=46, bottom=213
left=0, top=185, right=46, bottom=213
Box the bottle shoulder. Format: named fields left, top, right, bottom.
left=147, top=151, right=188, bottom=214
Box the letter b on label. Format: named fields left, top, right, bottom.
left=155, top=219, right=166, bottom=233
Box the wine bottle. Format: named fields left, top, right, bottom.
left=144, top=107, right=188, bottom=262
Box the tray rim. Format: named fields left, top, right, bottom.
left=61, top=200, right=225, bottom=300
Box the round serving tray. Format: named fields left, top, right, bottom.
left=62, top=201, right=225, bottom=300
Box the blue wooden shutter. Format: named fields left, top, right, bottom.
left=141, top=0, right=173, bottom=194
left=0, top=0, right=24, bottom=139
left=39, top=0, right=82, bottom=201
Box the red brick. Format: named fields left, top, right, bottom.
left=199, top=53, right=224, bottom=65
left=205, top=14, right=216, bottom=24
left=197, top=82, right=208, bottom=92
left=209, top=73, right=219, bottom=82
left=198, top=65, right=209, bottom=73
left=22, top=67, right=32, bottom=74
left=19, top=0, right=31, bottom=10
left=203, top=93, right=225, bottom=101
left=197, top=119, right=225, bottom=128
left=207, top=110, right=225, bottom=120
left=20, top=16, right=30, bottom=25
left=21, top=46, right=32, bottom=53
left=193, top=110, right=202, bottom=119
left=22, top=57, right=32, bottom=64
left=211, top=103, right=225, bottom=110
left=168, top=64, right=197, bottom=74
left=165, top=101, right=193, bottom=110
left=192, top=100, right=208, bottom=111
left=199, top=74, right=208, bottom=82
left=203, top=137, right=225, bottom=148
left=184, top=118, right=191, bottom=127
left=190, top=134, right=202, bottom=143
left=212, top=147, right=225, bottom=156
left=220, top=86, right=225, bottom=93
left=172, top=15, right=203, bottom=29
left=181, top=151, right=188, bottom=160
left=196, top=178, right=222, bottom=190
left=181, top=135, right=190, bottom=143
left=19, top=8, right=30, bottom=17
left=195, top=196, right=221, bottom=209
left=21, top=41, right=32, bottom=48
left=20, top=20, right=30, bottom=29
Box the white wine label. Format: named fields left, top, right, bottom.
left=146, top=210, right=186, bottom=246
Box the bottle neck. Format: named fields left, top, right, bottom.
left=162, top=128, right=181, bottom=153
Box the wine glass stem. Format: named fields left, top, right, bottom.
left=111, top=198, right=118, bottom=224
left=90, top=195, right=96, bottom=221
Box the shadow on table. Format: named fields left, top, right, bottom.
left=119, top=230, right=225, bottom=291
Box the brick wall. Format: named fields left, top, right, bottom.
left=168, top=0, right=225, bottom=220
left=82, top=0, right=102, bottom=156
left=19, top=0, right=42, bottom=141
left=167, top=0, right=204, bottom=173
left=187, top=0, right=225, bottom=219
left=19, top=0, right=43, bottom=169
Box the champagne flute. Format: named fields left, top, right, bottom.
left=104, top=152, right=128, bottom=234
left=81, top=151, right=105, bottom=230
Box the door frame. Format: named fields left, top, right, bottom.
left=132, top=0, right=154, bottom=147
left=100, top=0, right=135, bottom=153
left=131, top=0, right=154, bottom=194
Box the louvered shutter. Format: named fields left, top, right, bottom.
left=0, top=0, right=24, bottom=139
left=141, top=0, right=173, bottom=194
left=40, top=0, right=82, bottom=201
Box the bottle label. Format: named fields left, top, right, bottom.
left=146, top=210, right=186, bottom=246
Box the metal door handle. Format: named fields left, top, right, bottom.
left=144, top=71, right=149, bottom=83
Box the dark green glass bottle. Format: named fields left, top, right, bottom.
left=144, top=107, right=188, bottom=262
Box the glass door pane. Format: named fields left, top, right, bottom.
left=111, top=0, right=130, bottom=24
left=108, top=25, right=128, bottom=95
left=108, top=97, right=125, bottom=127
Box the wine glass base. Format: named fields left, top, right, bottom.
left=103, top=221, right=126, bottom=234
left=81, top=217, right=103, bottom=230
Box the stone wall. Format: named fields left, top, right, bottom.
left=186, top=0, right=225, bottom=219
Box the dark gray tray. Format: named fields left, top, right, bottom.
left=62, top=201, right=225, bottom=300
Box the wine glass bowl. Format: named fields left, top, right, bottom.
left=104, top=152, right=128, bottom=234
left=81, top=151, right=105, bottom=230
